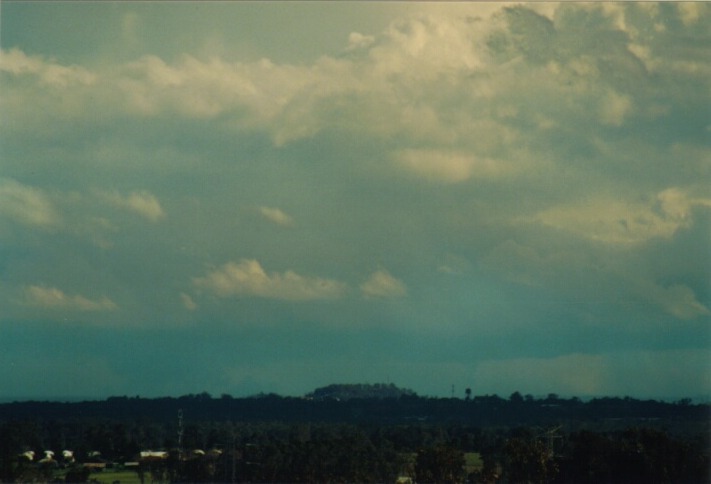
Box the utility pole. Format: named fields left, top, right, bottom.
left=177, top=409, right=184, bottom=455
left=231, top=434, right=236, bottom=483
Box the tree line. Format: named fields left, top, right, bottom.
left=0, top=388, right=708, bottom=483
left=1, top=390, right=707, bottom=427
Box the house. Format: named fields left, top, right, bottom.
left=139, top=450, right=168, bottom=460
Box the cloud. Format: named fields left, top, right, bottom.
left=102, top=190, right=165, bottom=221
left=2, top=3, right=708, bottom=153
left=1, top=2, right=710, bottom=399
left=483, top=227, right=711, bottom=323
left=347, top=32, right=375, bottom=51
left=258, top=206, right=294, bottom=227
left=0, top=48, right=95, bottom=87
left=437, top=253, right=471, bottom=275
left=180, top=292, right=197, bottom=311
left=0, top=178, right=61, bottom=229
left=0, top=11, right=519, bottom=147
left=194, top=259, right=346, bottom=301
left=474, top=349, right=711, bottom=398
left=599, top=89, right=632, bottom=126
left=483, top=185, right=711, bottom=323
left=24, top=285, right=117, bottom=312
left=360, top=270, right=407, bottom=299
left=645, top=283, right=710, bottom=320
left=393, top=149, right=516, bottom=184
left=112, top=53, right=311, bottom=123
left=530, top=187, right=711, bottom=246
left=677, top=3, right=703, bottom=26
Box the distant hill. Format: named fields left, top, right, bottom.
left=305, top=383, right=417, bottom=401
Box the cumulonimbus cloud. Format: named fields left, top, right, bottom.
left=193, top=259, right=346, bottom=301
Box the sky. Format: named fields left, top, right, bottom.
left=1, top=1, right=710, bottom=401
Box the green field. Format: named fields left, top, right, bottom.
left=54, top=468, right=143, bottom=484
left=89, top=469, right=142, bottom=484
left=464, top=452, right=483, bottom=473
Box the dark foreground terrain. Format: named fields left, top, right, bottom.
left=1, top=384, right=709, bottom=483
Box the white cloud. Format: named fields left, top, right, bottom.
left=102, top=190, right=165, bottom=221
left=360, top=269, right=407, bottom=299
left=0, top=178, right=61, bottom=229
left=2, top=5, right=709, bottom=331
left=677, top=3, right=703, bottom=26
left=258, top=206, right=294, bottom=227
left=530, top=187, right=711, bottom=245
left=113, top=53, right=311, bottom=123
left=2, top=3, right=705, bottom=156
left=194, top=259, right=346, bottom=301
left=393, top=149, right=514, bottom=183
left=599, top=89, right=632, bottom=126
left=180, top=292, right=197, bottom=311
left=0, top=2, right=709, bottom=401
left=25, top=285, right=117, bottom=312
left=657, top=187, right=711, bottom=220
left=347, top=32, right=375, bottom=51
left=0, top=48, right=96, bottom=87
left=0, top=11, right=506, bottom=146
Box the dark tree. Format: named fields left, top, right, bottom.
left=502, top=428, right=558, bottom=484
left=510, top=391, right=524, bottom=404
left=415, top=445, right=465, bottom=483
left=64, top=465, right=91, bottom=483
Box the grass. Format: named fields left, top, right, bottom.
left=54, top=468, right=143, bottom=484
left=88, top=469, right=143, bottom=484
left=464, top=452, right=483, bottom=473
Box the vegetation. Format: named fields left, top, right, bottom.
left=0, top=385, right=708, bottom=483
left=305, top=383, right=417, bottom=401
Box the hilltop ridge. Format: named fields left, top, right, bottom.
left=304, top=382, right=416, bottom=401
